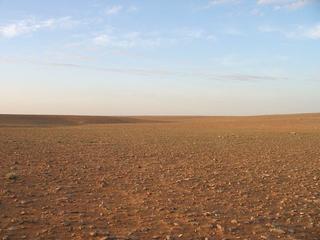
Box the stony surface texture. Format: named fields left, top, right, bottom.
left=0, top=114, right=320, bottom=239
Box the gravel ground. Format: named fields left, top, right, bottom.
left=0, top=114, right=320, bottom=240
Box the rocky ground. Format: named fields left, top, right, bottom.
left=0, top=114, right=320, bottom=240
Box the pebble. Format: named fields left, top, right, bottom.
left=99, top=237, right=109, bottom=240
left=270, top=228, right=285, bottom=234
left=231, top=219, right=238, bottom=224
left=287, top=228, right=295, bottom=234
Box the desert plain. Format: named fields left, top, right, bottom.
left=0, top=114, right=319, bottom=240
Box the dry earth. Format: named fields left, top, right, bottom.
left=0, top=114, right=320, bottom=240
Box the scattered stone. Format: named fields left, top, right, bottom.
left=99, top=237, right=109, bottom=240
left=203, top=212, right=212, bottom=216
left=270, top=228, right=285, bottom=234
left=62, top=221, right=71, bottom=227
left=287, top=228, right=295, bottom=234
left=231, top=219, right=238, bottom=224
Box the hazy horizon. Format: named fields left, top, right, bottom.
left=1, top=0, right=320, bottom=115
left=1, top=112, right=320, bottom=117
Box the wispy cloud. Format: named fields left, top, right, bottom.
left=105, top=5, right=138, bottom=16
left=0, top=17, right=77, bottom=38
left=257, top=0, right=311, bottom=10
left=200, top=0, right=240, bottom=9
left=251, top=8, right=265, bottom=16
left=91, top=28, right=215, bottom=49
left=207, top=0, right=239, bottom=7
left=92, top=32, right=177, bottom=49
left=0, top=56, right=287, bottom=82
left=127, top=6, right=139, bottom=13
left=259, top=23, right=320, bottom=40
left=306, top=24, right=320, bottom=39
left=105, top=5, right=123, bottom=15
left=175, top=28, right=216, bottom=40
left=258, top=25, right=283, bottom=33
left=224, top=28, right=244, bottom=36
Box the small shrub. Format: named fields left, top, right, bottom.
left=5, top=172, right=18, bottom=181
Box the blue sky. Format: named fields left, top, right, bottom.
left=0, top=0, right=319, bottom=115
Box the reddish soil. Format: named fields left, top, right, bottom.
left=0, top=114, right=320, bottom=240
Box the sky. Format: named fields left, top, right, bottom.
left=0, top=0, right=319, bottom=116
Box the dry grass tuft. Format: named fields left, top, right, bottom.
left=5, top=172, right=18, bottom=181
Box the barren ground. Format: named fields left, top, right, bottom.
left=0, top=114, right=320, bottom=240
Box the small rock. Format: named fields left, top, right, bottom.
left=99, top=237, right=109, bottom=240
left=270, top=228, right=285, bottom=234
left=62, top=221, right=71, bottom=226
left=216, top=224, right=223, bottom=231
left=287, top=228, right=295, bottom=234
left=231, top=219, right=238, bottom=224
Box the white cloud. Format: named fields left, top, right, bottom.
left=127, top=6, right=139, bottom=13
left=105, top=5, right=123, bottom=15
left=251, top=8, right=265, bottom=16
left=208, top=0, right=239, bottom=6
left=92, top=34, right=112, bottom=46
left=305, top=24, right=320, bottom=39
left=257, top=0, right=311, bottom=10
left=0, top=17, right=77, bottom=38
left=224, top=28, right=244, bottom=36
left=104, top=5, right=139, bottom=16
left=259, top=23, right=320, bottom=40
left=176, top=28, right=216, bottom=40
left=258, top=25, right=281, bottom=33
left=286, top=0, right=309, bottom=9
left=91, top=28, right=215, bottom=49
left=92, top=32, right=176, bottom=49
left=203, top=0, right=239, bottom=8
left=258, top=24, right=302, bottom=38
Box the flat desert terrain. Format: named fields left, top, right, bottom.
left=0, top=114, right=320, bottom=240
